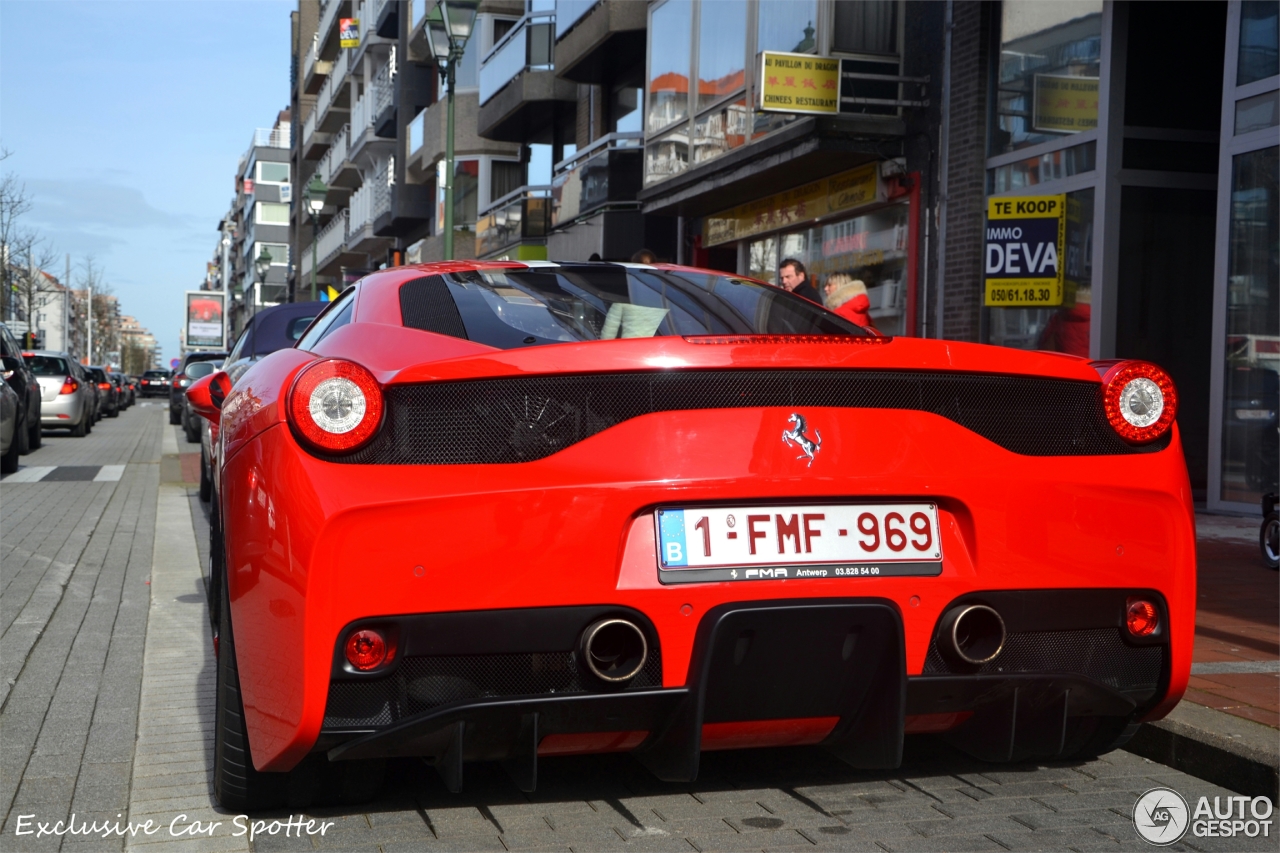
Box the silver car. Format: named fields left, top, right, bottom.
left=23, top=351, right=93, bottom=437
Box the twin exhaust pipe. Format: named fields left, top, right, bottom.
left=579, top=618, right=649, bottom=683
left=937, top=604, right=1006, bottom=667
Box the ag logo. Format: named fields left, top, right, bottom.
left=1133, top=787, right=1190, bottom=845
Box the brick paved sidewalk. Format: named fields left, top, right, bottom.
left=1188, top=513, right=1280, bottom=729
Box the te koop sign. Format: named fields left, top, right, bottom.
left=984, top=195, right=1067, bottom=307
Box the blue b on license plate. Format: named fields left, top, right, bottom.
left=655, top=504, right=943, bottom=584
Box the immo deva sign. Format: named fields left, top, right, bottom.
left=984, top=195, right=1066, bottom=307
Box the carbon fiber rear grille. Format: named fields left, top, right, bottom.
left=323, top=648, right=663, bottom=729
left=339, top=370, right=1163, bottom=465
left=923, top=628, right=1164, bottom=691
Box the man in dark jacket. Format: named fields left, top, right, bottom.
left=779, top=258, right=821, bottom=304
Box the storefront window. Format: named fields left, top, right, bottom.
left=988, top=188, right=1094, bottom=355
left=693, top=98, right=750, bottom=165
left=697, top=0, right=746, bottom=111
left=1238, top=0, right=1280, bottom=86
left=1221, top=146, right=1279, bottom=504
left=647, top=0, right=692, bottom=133
left=992, top=1, right=1103, bottom=156
left=832, top=0, right=898, bottom=55
left=988, top=141, right=1096, bottom=193
left=758, top=0, right=817, bottom=54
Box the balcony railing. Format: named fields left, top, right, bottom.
left=315, top=47, right=350, bottom=123
left=372, top=156, right=392, bottom=222
left=303, top=109, right=317, bottom=147
left=304, top=31, right=320, bottom=82
left=317, top=124, right=350, bottom=185
left=373, top=57, right=394, bottom=117
left=476, top=186, right=551, bottom=256
left=299, top=208, right=348, bottom=281
left=252, top=125, right=291, bottom=149
left=350, top=181, right=374, bottom=232
left=479, top=12, right=554, bottom=105
left=550, top=132, right=641, bottom=227
left=351, top=86, right=376, bottom=137
left=318, top=0, right=342, bottom=51
left=408, top=108, right=425, bottom=156
left=555, top=0, right=596, bottom=39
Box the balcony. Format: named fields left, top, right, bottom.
left=477, top=12, right=576, bottom=141
left=303, top=32, right=332, bottom=95
left=298, top=208, right=348, bottom=282
left=251, top=125, right=291, bottom=149
left=550, top=132, right=641, bottom=227
left=553, top=0, right=645, bottom=84
left=372, top=56, right=396, bottom=138
left=316, top=123, right=357, bottom=191
left=407, top=93, right=520, bottom=180
left=475, top=186, right=551, bottom=258
left=314, top=47, right=351, bottom=134
left=317, top=0, right=349, bottom=57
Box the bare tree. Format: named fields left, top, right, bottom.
left=9, top=228, right=60, bottom=341
left=0, top=163, right=33, bottom=322
left=70, top=257, right=118, bottom=364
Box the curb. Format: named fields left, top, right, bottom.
left=1125, top=701, right=1279, bottom=802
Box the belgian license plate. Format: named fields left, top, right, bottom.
left=655, top=504, right=943, bottom=584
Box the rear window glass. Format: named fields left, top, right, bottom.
left=143, top=370, right=168, bottom=379
left=23, top=355, right=69, bottom=376
left=287, top=316, right=316, bottom=341
left=87, top=368, right=107, bottom=381
left=425, top=266, right=865, bottom=349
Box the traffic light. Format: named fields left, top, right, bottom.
left=21, top=331, right=36, bottom=349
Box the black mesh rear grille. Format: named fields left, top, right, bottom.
left=400, top=276, right=468, bottom=340
left=323, top=648, right=663, bottom=729
left=338, top=369, right=1164, bottom=465
left=923, top=628, right=1164, bottom=691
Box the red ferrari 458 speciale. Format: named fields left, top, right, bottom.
left=187, top=261, right=1193, bottom=811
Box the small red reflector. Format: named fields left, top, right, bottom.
left=700, top=716, right=839, bottom=751
left=1126, top=598, right=1159, bottom=636
left=98, top=382, right=110, bottom=389
left=345, top=629, right=387, bottom=670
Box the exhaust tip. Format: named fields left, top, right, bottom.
left=580, top=618, right=648, bottom=683
left=939, top=604, right=1006, bottom=667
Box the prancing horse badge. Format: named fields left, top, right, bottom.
left=782, top=413, right=821, bottom=467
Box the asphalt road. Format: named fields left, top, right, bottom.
left=1, top=405, right=1272, bottom=853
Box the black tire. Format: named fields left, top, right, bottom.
left=108, top=403, right=119, bottom=418
left=1062, top=715, right=1139, bottom=761
left=1262, top=512, right=1279, bottom=571
left=169, top=407, right=181, bottom=425
left=14, top=414, right=29, bottom=457
left=184, top=417, right=199, bottom=444
left=70, top=410, right=87, bottom=438
left=0, top=427, right=20, bottom=474
left=199, top=448, right=212, bottom=502
left=28, top=411, right=41, bottom=450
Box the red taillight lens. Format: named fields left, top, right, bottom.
left=287, top=359, right=384, bottom=453
left=344, top=630, right=387, bottom=671
left=60, top=377, right=79, bottom=395
left=1100, top=361, right=1177, bottom=443
left=1125, top=598, right=1159, bottom=637
left=98, top=382, right=110, bottom=390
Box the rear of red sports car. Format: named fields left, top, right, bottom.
left=205, top=262, right=1194, bottom=810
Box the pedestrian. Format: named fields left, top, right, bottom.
left=631, top=248, right=658, bottom=264
left=823, top=274, right=878, bottom=332
left=778, top=258, right=821, bottom=303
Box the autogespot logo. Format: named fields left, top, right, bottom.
left=1133, top=787, right=1190, bottom=846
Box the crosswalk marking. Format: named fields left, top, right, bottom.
left=94, top=465, right=126, bottom=482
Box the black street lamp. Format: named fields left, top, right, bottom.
left=423, top=0, right=479, bottom=261
left=303, top=175, right=328, bottom=301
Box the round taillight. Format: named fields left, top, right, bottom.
left=1101, top=361, right=1177, bottom=443
left=287, top=359, right=384, bottom=453
left=1125, top=598, right=1159, bottom=637
left=344, top=629, right=387, bottom=671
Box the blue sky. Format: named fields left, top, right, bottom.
left=1, top=0, right=294, bottom=363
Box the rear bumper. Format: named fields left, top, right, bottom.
left=317, top=597, right=1166, bottom=787
left=41, top=394, right=84, bottom=425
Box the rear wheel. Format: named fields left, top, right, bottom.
left=169, top=406, right=181, bottom=425
left=28, top=410, right=42, bottom=449
left=0, top=428, right=20, bottom=474
left=13, top=415, right=29, bottom=457
left=70, top=411, right=87, bottom=438
left=199, top=448, right=212, bottom=502
left=1261, top=512, right=1279, bottom=570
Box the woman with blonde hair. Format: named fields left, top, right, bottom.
left=823, top=274, right=877, bottom=331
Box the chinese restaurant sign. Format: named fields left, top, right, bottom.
left=758, top=51, right=840, bottom=115
left=984, top=196, right=1066, bottom=307
left=704, top=164, right=881, bottom=247
left=1033, top=75, right=1099, bottom=133
left=340, top=18, right=360, bottom=48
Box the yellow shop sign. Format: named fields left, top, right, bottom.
left=758, top=51, right=840, bottom=115
left=1033, top=75, right=1099, bottom=133
left=703, top=163, right=882, bottom=247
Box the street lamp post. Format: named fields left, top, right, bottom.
left=303, top=176, right=328, bottom=301
left=254, top=246, right=273, bottom=321
left=424, top=1, right=479, bottom=261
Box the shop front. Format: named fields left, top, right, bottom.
left=700, top=162, right=920, bottom=336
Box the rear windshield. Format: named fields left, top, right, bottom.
left=23, top=355, right=69, bottom=376
left=143, top=370, right=168, bottom=379
left=423, top=266, right=866, bottom=349
left=186, top=361, right=221, bottom=380
left=87, top=368, right=107, bottom=382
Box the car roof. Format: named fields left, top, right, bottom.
left=244, top=301, right=325, bottom=356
